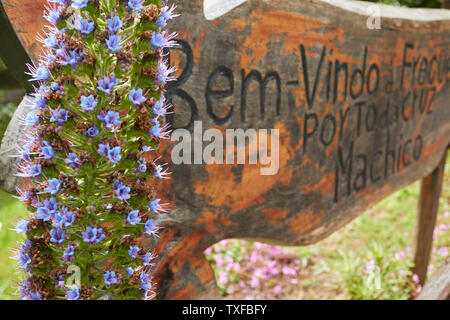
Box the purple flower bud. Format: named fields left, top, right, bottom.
left=107, top=16, right=123, bottom=32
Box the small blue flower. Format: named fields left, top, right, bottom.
left=50, top=82, right=60, bottom=91
left=149, top=199, right=167, bottom=213
left=43, top=197, right=58, bottom=213
left=157, top=5, right=177, bottom=28
left=127, top=210, right=141, bottom=225
left=115, top=183, right=130, bottom=201
left=52, top=207, right=75, bottom=228
left=128, top=0, right=144, bottom=11
left=142, top=252, right=154, bottom=266
left=44, top=178, right=61, bottom=195
left=36, top=207, right=52, bottom=221
left=50, top=109, right=69, bottom=123
left=63, top=245, right=75, bottom=262
left=40, top=141, right=55, bottom=160
left=80, top=95, right=97, bottom=112
left=105, top=35, right=122, bottom=52
left=71, top=0, right=89, bottom=9
left=125, top=268, right=134, bottom=276
left=144, top=219, right=157, bottom=235
left=18, top=251, right=31, bottom=267
left=65, top=153, right=79, bottom=169
left=97, top=110, right=121, bottom=129
left=150, top=31, right=176, bottom=49
left=129, top=88, right=147, bottom=105
left=14, top=220, right=29, bottom=233
left=43, top=33, right=58, bottom=49
left=85, top=126, right=99, bottom=137
left=29, top=164, right=42, bottom=178
left=128, top=246, right=140, bottom=259
left=56, top=48, right=79, bottom=66
left=107, top=146, right=121, bottom=163
left=97, top=143, right=110, bottom=156
left=138, top=162, right=147, bottom=173
left=156, top=61, right=175, bottom=84
left=30, top=292, right=42, bottom=300
left=25, top=112, right=39, bottom=126
left=30, top=66, right=50, bottom=81
left=104, top=271, right=118, bottom=286
left=150, top=119, right=166, bottom=138
left=44, top=9, right=60, bottom=25
left=140, top=272, right=151, bottom=291
left=50, top=228, right=66, bottom=244
left=150, top=32, right=166, bottom=48
left=77, top=18, right=94, bottom=35
left=66, top=285, right=80, bottom=300
left=82, top=226, right=105, bottom=244
left=97, top=76, right=119, bottom=95
left=107, top=16, right=123, bottom=32
left=153, top=97, right=168, bottom=117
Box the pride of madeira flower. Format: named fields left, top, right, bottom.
left=12, top=0, right=177, bottom=300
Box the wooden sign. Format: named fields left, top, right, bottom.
left=0, top=0, right=449, bottom=299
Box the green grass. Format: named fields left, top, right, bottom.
left=0, top=191, right=27, bottom=299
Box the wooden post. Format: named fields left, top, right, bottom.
left=0, top=3, right=33, bottom=92
left=413, top=149, right=448, bottom=285
left=444, top=0, right=450, bottom=9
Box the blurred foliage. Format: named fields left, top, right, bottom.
left=369, top=0, right=443, bottom=8
left=0, top=102, right=15, bottom=141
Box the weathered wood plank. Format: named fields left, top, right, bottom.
left=1, top=0, right=449, bottom=299
left=416, top=260, right=450, bottom=300
left=413, top=150, right=448, bottom=285
left=0, top=1, right=34, bottom=92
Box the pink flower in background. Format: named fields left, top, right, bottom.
left=282, top=266, right=296, bottom=276
left=438, top=247, right=448, bottom=257
left=443, top=211, right=449, bottom=218
left=398, top=251, right=406, bottom=260
left=214, top=254, right=224, bottom=267
left=204, top=247, right=212, bottom=255
left=364, top=260, right=375, bottom=274
left=269, top=246, right=282, bottom=256
left=273, top=285, right=282, bottom=294
left=218, top=271, right=228, bottom=285
left=428, top=264, right=435, bottom=274
left=250, top=276, right=259, bottom=288
left=406, top=247, right=412, bottom=254
left=248, top=251, right=259, bottom=263
left=412, top=274, right=420, bottom=284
